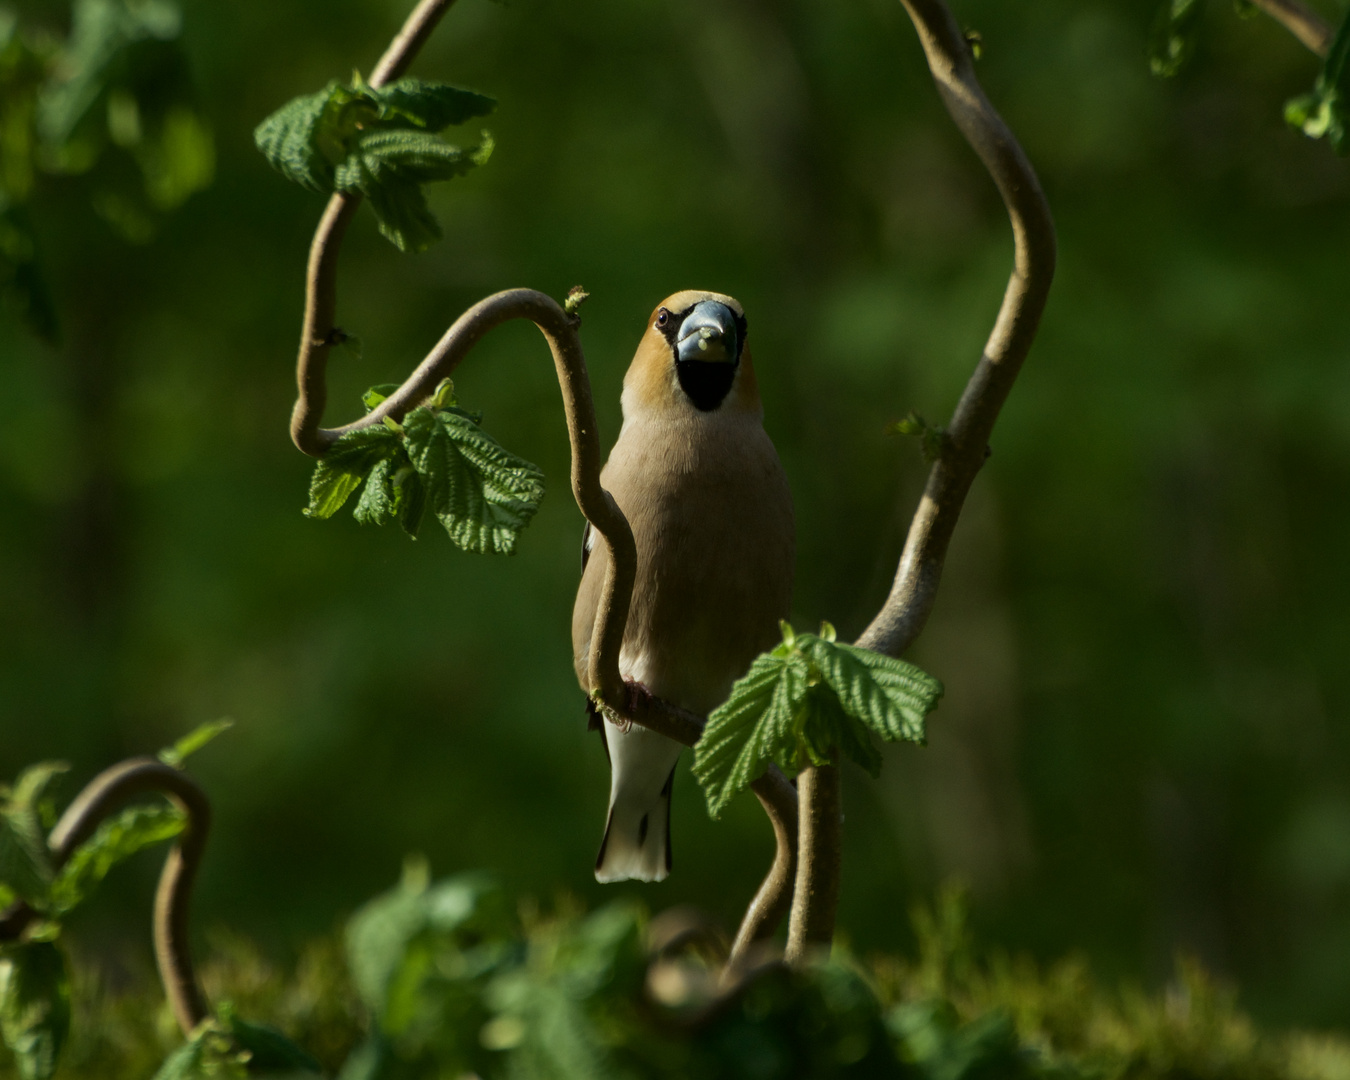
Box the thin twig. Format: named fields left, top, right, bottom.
left=0, top=758, right=212, bottom=1037
left=1248, top=0, right=1333, bottom=56
left=785, top=0, right=1057, bottom=963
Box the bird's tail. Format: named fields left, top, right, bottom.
left=594, top=719, right=681, bottom=883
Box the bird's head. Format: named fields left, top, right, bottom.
left=623, top=290, right=760, bottom=418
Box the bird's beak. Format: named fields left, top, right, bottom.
left=676, top=301, right=739, bottom=365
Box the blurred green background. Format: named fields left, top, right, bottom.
left=2, top=0, right=1348, bottom=1034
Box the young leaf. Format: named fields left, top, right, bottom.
left=254, top=76, right=495, bottom=251
left=401, top=403, right=545, bottom=555
left=0, top=763, right=65, bottom=908
left=692, top=626, right=942, bottom=818
left=0, top=940, right=71, bottom=1080
left=251, top=82, right=340, bottom=193
left=48, top=802, right=186, bottom=915
left=369, top=79, right=495, bottom=131
left=337, top=129, right=492, bottom=252
left=158, top=717, right=234, bottom=769
left=1149, top=0, right=1205, bottom=78
left=1285, top=8, right=1350, bottom=153
left=305, top=424, right=404, bottom=520
left=689, top=653, right=806, bottom=819
left=224, top=1009, right=322, bottom=1076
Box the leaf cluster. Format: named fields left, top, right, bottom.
left=0, top=0, right=213, bottom=340
left=306, top=380, right=545, bottom=556
left=254, top=75, right=494, bottom=252
left=1285, top=9, right=1350, bottom=153
left=0, top=723, right=228, bottom=1080
left=692, top=623, right=943, bottom=819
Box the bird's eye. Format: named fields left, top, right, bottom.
left=655, top=309, right=669, bottom=327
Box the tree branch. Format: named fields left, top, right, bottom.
left=0, top=758, right=212, bottom=1037
left=1248, top=0, right=1333, bottom=56
left=856, top=0, right=1056, bottom=661
left=784, top=0, right=1056, bottom=964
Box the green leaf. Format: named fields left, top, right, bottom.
left=0, top=763, right=65, bottom=908
left=36, top=0, right=183, bottom=148
left=305, top=424, right=404, bottom=520
left=255, top=77, right=494, bottom=251
left=0, top=941, right=70, bottom=1080
left=345, top=861, right=500, bottom=1018
left=692, top=627, right=942, bottom=818
left=252, top=82, right=339, bottom=192
left=150, top=1020, right=248, bottom=1080
left=48, top=802, right=185, bottom=915
left=159, top=717, right=233, bottom=768
left=336, top=128, right=492, bottom=252
left=369, top=79, right=495, bottom=131
left=1149, top=0, right=1205, bottom=78
left=225, top=1010, right=322, bottom=1075
left=800, top=638, right=940, bottom=747
left=401, top=403, right=545, bottom=554
left=1285, top=8, right=1350, bottom=153
left=690, top=653, right=804, bottom=819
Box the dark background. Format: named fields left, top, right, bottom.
left=3, top=0, right=1348, bottom=1030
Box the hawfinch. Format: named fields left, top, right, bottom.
left=572, top=291, right=795, bottom=882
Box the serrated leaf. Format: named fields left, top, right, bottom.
left=691, top=654, right=803, bottom=819
left=370, top=78, right=495, bottom=131
left=252, top=82, right=338, bottom=192
left=693, top=628, right=942, bottom=818
left=402, top=404, right=544, bottom=554
left=0, top=941, right=70, bottom=1080
left=1149, top=0, right=1205, bottom=79
left=801, top=639, right=941, bottom=747
left=159, top=717, right=233, bottom=768
left=48, top=802, right=185, bottom=915
left=336, top=129, right=491, bottom=252
left=0, top=818, right=48, bottom=912
left=306, top=424, right=404, bottom=519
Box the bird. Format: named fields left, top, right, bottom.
left=572, top=290, right=795, bottom=883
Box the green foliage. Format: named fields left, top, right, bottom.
left=306, top=380, right=545, bottom=555
left=0, top=0, right=212, bottom=339
left=1285, top=9, right=1350, bottom=153
left=47, top=804, right=184, bottom=916
left=693, top=623, right=942, bottom=819
left=150, top=1006, right=321, bottom=1080
left=0, top=765, right=64, bottom=910
left=0, top=943, right=69, bottom=1080
left=158, top=719, right=235, bottom=770
left=1149, top=0, right=1205, bottom=78
left=254, top=76, right=494, bottom=252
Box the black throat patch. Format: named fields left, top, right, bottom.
left=675, top=360, right=737, bottom=412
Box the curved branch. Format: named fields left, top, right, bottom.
left=855, top=0, right=1056, bottom=660
left=290, top=0, right=458, bottom=460
left=785, top=0, right=1057, bottom=964
left=1248, top=0, right=1333, bottom=56
left=0, top=758, right=211, bottom=1037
